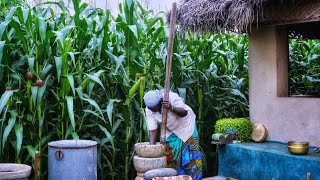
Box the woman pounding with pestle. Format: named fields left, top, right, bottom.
left=143, top=89, right=203, bottom=180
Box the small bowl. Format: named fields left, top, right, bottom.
left=287, top=141, right=309, bottom=155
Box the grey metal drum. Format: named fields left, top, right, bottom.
left=48, top=140, right=97, bottom=180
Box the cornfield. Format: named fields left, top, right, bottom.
left=289, top=38, right=320, bottom=96
left=0, top=0, right=253, bottom=179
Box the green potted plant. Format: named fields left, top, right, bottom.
left=214, top=118, right=252, bottom=142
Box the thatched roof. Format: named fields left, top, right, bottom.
left=174, top=0, right=320, bottom=34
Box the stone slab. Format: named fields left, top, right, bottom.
left=218, top=141, right=320, bottom=180
left=152, top=175, right=191, bottom=180
left=144, top=168, right=177, bottom=180
left=203, top=177, right=237, bottom=180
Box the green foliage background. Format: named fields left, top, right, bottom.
left=0, top=0, right=24, bottom=19
left=0, top=0, right=249, bottom=178
left=4, top=0, right=320, bottom=178
left=289, top=38, right=320, bottom=96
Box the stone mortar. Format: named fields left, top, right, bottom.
left=0, top=163, right=32, bottom=180
left=133, top=156, right=166, bottom=173
left=135, top=142, right=165, bottom=158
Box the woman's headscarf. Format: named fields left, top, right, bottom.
left=143, top=90, right=163, bottom=109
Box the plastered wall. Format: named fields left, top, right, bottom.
left=249, top=26, right=320, bottom=146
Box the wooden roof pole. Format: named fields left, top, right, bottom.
left=161, top=2, right=177, bottom=144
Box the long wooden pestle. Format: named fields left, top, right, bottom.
left=161, top=2, right=177, bottom=145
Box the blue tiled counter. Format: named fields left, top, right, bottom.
left=218, top=141, right=320, bottom=180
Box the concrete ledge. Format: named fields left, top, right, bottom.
left=218, top=141, right=320, bottom=180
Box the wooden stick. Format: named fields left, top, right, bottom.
left=34, top=151, right=39, bottom=180
left=307, top=172, right=311, bottom=180
left=161, top=2, right=177, bottom=144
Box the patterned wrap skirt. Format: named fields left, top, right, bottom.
left=164, top=125, right=203, bottom=180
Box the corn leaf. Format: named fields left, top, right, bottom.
left=0, top=21, right=10, bottom=40
left=2, top=111, right=17, bottom=152
left=75, top=87, right=83, bottom=105
left=37, top=17, right=47, bottom=43
left=54, top=56, right=62, bottom=83
left=128, top=25, right=138, bottom=38
left=67, top=75, right=75, bottom=96
left=66, top=96, right=75, bottom=131
left=105, top=99, right=121, bottom=126
left=15, top=123, right=23, bottom=158
left=230, top=89, right=247, bottom=100
left=27, top=57, right=35, bottom=72
left=98, top=125, right=114, bottom=150
left=72, top=132, right=79, bottom=140
left=83, top=110, right=104, bottom=121
left=37, top=85, right=46, bottom=104
left=0, top=90, right=14, bottom=115
left=111, top=119, right=123, bottom=135
left=26, top=145, right=35, bottom=159
left=31, top=86, right=38, bottom=107
left=0, top=41, right=5, bottom=64
left=85, top=72, right=105, bottom=91
left=68, top=52, right=76, bottom=66
left=39, top=64, right=52, bottom=78
left=106, top=51, right=125, bottom=74
left=82, top=97, right=105, bottom=122
left=5, top=7, right=17, bottom=21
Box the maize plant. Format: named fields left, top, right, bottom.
left=0, top=0, right=282, bottom=179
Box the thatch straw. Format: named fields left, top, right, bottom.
left=172, top=0, right=269, bottom=33
left=172, top=0, right=319, bottom=33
